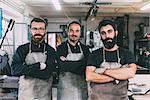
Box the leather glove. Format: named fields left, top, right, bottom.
left=95, top=68, right=107, bottom=74
left=40, top=63, right=46, bottom=70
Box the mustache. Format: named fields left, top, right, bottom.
left=34, top=34, right=43, bottom=37
left=104, top=38, right=113, bottom=41
left=71, top=35, right=77, bottom=37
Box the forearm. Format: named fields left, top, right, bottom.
left=11, top=62, right=40, bottom=77
left=87, top=73, right=114, bottom=83
left=104, top=64, right=137, bottom=80
left=86, top=67, right=114, bottom=83
left=35, top=69, right=52, bottom=80
left=58, top=60, right=86, bottom=75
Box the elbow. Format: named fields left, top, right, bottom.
left=85, top=71, right=93, bottom=82
left=127, top=69, right=136, bottom=79
left=12, top=71, right=22, bottom=77
left=85, top=67, right=96, bottom=82
left=86, top=75, right=91, bottom=82
left=128, top=72, right=136, bottom=79
left=128, top=64, right=137, bottom=79
left=11, top=66, right=22, bottom=76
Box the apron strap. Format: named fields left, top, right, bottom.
left=67, top=43, right=72, bottom=54
left=43, top=44, right=47, bottom=54
left=117, top=49, right=121, bottom=63
left=103, top=48, right=106, bottom=62
left=29, top=43, right=32, bottom=53
left=78, top=42, right=83, bottom=53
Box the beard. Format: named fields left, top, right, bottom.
left=102, top=36, right=117, bottom=49
left=32, top=34, right=45, bottom=43
left=69, top=35, right=79, bottom=42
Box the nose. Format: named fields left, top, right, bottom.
left=71, top=31, right=75, bottom=35
left=105, top=32, right=109, bottom=38
left=35, top=29, right=40, bottom=33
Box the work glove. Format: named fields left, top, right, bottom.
left=40, top=63, right=46, bottom=70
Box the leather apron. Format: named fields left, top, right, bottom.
left=57, top=43, right=88, bottom=100
left=18, top=43, right=53, bottom=100
left=88, top=49, right=129, bottom=100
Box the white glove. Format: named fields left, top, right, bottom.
left=95, top=68, right=107, bottom=74
left=40, top=63, right=46, bottom=70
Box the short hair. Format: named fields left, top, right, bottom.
left=98, top=19, right=117, bottom=33
left=67, top=21, right=81, bottom=31
left=30, top=18, right=47, bottom=28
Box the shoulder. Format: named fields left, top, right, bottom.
left=93, top=48, right=102, bottom=53
left=45, top=43, right=56, bottom=53
left=80, top=42, right=89, bottom=50
left=14, top=43, right=30, bottom=56
left=119, top=47, right=131, bottom=54
left=80, top=42, right=88, bottom=48
left=16, top=42, right=30, bottom=51
left=90, top=48, right=102, bottom=56
left=57, top=41, right=67, bottom=49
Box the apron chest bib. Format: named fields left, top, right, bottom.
left=88, top=48, right=129, bottom=100
left=18, top=43, right=53, bottom=100
left=58, top=43, right=88, bottom=100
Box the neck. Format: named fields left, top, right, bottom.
left=68, top=39, right=78, bottom=46
left=104, top=44, right=118, bottom=51
left=32, top=39, right=44, bottom=44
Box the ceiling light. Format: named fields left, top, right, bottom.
left=140, top=2, right=150, bottom=10
left=52, top=0, right=61, bottom=10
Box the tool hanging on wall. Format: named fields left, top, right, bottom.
left=0, top=19, right=15, bottom=75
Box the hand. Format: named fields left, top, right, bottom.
left=100, top=62, right=111, bottom=69
left=95, top=68, right=107, bottom=74
left=115, top=80, right=120, bottom=84
left=60, top=56, right=66, bottom=61
left=121, top=64, right=128, bottom=68
left=40, top=63, right=46, bottom=70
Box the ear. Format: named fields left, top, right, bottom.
left=115, top=30, right=118, bottom=37
left=45, top=30, right=47, bottom=33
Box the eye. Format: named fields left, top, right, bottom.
left=31, top=27, right=37, bottom=31
left=76, top=30, right=80, bottom=32
left=107, top=29, right=113, bottom=33
left=100, top=31, right=106, bottom=35
left=38, top=27, right=45, bottom=31
left=69, top=29, right=73, bottom=32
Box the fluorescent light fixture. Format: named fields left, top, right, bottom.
left=140, top=2, right=150, bottom=10
left=52, top=0, right=61, bottom=10
left=63, top=0, right=93, bottom=3
left=63, top=0, right=142, bottom=3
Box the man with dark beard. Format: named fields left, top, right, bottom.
left=11, top=18, right=56, bottom=100
left=86, top=19, right=137, bottom=100
left=57, top=21, right=90, bottom=100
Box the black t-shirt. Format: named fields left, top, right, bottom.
left=87, top=47, right=136, bottom=68
left=57, top=41, right=90, bottom=76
